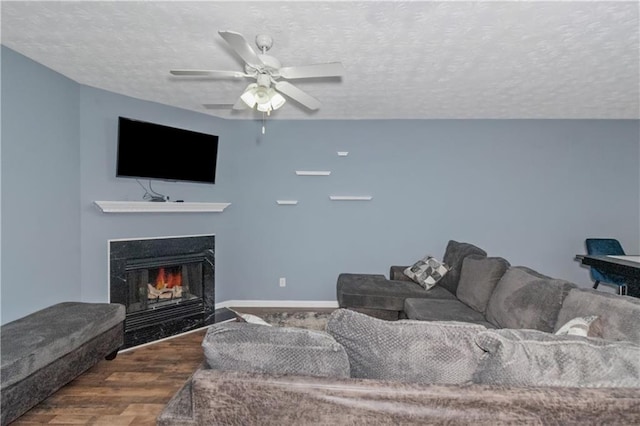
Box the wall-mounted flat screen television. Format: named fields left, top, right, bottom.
left=116, top=117, right=219, bottom=184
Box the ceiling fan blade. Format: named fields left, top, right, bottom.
left=218, top=30, right=264, bottom=68
left=279, top=62, right=345, bottom=79
left=202, top=98, right=248, bottom=111
left=202, top=103, right=235, bottom=110
left=232, top=97, right=249, bottom=110
left=170, top=69, right=248, bottom=78
left=274, top=81, right=321, bottom=110
left=202, top=100, right=248, bottom=111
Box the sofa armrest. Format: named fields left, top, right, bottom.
left=389, top=265, right=412, bottom=281
left=184, top=369, right=640, bottom=424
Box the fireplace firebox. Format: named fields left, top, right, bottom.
left=109, top=235, right=215, bottom=348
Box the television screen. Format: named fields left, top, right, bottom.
left=116, top=117, right=219, bottom=184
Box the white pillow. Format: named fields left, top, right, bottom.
left=404, top=255, right=450, bottom=290
left=228, top=309, right=272, bottom=326
left=555, top=315, right=601, bottom=338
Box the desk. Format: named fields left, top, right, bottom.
left=575, top=255, right=640, bottom=298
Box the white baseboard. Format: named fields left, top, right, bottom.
left=214, top=300, right=339, bottom=310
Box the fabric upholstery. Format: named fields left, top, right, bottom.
left=485, top=266, right=575, bottom=332
left=155, top=368, right=196, bottom=426
left=403, top=298, right=495, bottom=328
left=456, top=255, right=510, bottom=314
left=1, top=303, right=125, bottom=426
left=389, top=265, right=413, bottom=281
left=326, top=309, right=486, bottom=384
left=555, top=288, right=640, bottom=344
left=473, top=329, right=640, bottom=388
left=337, top=273, right=455, bottom=312
left=1, top=302, right=126, bottom=388
left=202, top=323, right=350, bottom=378
left=346, top=307, right=400, bottom=320
left=158, top=368, right=640, bottom=426
left=438, top=240, right=487, bottom=294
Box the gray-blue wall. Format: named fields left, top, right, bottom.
left=1, top=47, right=81, bottom=323
left=2, top=47, right=640, bottom=323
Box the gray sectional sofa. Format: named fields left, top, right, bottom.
left=158, top=240, right=640, bottom=424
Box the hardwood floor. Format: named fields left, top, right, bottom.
left=10, top=308, right=334, bottom=425
left=12, top=329, right=207, bottom=425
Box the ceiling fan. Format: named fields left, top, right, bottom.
left=170, top=31, right=344, bottom=114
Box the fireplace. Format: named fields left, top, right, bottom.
left=109, top=235, right=215, bottom=348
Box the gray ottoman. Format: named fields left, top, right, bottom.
left=1, top=302, right=125, bottom=425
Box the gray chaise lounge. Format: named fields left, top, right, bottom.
left=337, top=240, right=487, bottom=319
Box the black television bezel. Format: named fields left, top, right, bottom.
left=116, top=116, right=219, bottom=185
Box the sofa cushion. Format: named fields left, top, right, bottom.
left=456, top=256, right=510, bottom=314
left=326, top=309, right=486, bottom=385
left=438, top=241, right=487, bottom=295
left=485, top=267, right=576, bottom=332
left=337, top=273, right=455, bottom=312
left=404, top=256, right=450, bottom=290
left=404, top=298, right=495, bottom=328
left=473, top=329, right=640, bottom=388
left=202, top=323, right=350, bottom=378
left=555, top=288, right=640, bottom=344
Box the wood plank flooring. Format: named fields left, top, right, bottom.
left=10, top=308, right=334, bottom=425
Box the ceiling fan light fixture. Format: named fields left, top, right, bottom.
left=270, top=91, right=286, bottom=110
left=240, top=83, right=258, bottom=108
left=254, top=86, right=271, bottom=105
left=256, top=103, right=271, bottom=113
left=242, top=85, right=286, bottom=112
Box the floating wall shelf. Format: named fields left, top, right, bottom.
left=329, top=196, right=373, bottom=201
left=94, top=201, right=231, bottom=213
left=295, top=171, right=331, bottom=176
left=276, top=200, right=298, bottom=205
left=337, top=151, right=349, bottom=157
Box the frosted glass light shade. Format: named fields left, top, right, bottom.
left=241, top=84, right=286, bottom=112
left=240, top=83, right=258, bottom=108
left=270, top=92, right=286, bottom=110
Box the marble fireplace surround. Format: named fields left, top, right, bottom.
left=109, top=234, right=215, bottom=349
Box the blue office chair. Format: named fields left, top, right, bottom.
left=585, top=238, right=627, bottom=295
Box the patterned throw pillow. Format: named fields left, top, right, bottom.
left=404, top=256, right=450, bottom=290
left=555, top=316, right=602, bottom=338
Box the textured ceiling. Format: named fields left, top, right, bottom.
left=2, top=1, right=639, bottom=120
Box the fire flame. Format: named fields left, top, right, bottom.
left=155, top=267, right=182, bottom=290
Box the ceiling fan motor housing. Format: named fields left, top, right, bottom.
left=256, top=73, right=271, bottom=87
left=255, top=34, right=273, bottom=52
left=245, top=54, right=282, bottom=77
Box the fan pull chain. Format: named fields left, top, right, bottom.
left=262, top=112, right=266, bottom=134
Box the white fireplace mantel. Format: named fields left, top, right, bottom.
left=94, top=201, right=231, bottom=213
